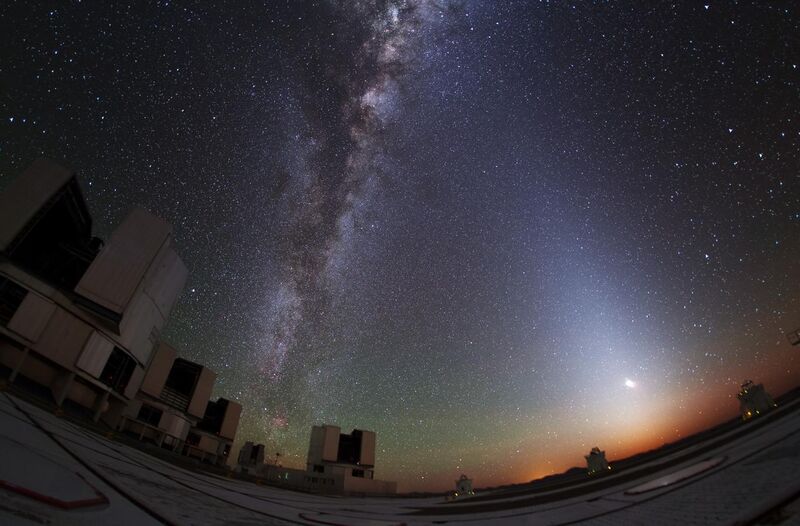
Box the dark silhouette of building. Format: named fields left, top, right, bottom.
left=737, top=380, right=776, bottom=420
left=585, top=447, right=610, bottom=474
left=237, top=441, right=266, bottom=474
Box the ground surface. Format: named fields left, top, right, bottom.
left=2, top=391, right=800, bottom=525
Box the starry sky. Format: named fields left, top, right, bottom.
left=1, top=1, right=799, bottom=492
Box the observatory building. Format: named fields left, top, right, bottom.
left=0, top=160, right=241, bottom=467
left=0, top=160, right=186, bottom=427
left=305, top=424, right=397, bottom=494
left=119, top=342, right=242, bottom=466
left=455, top=474, right=474, bottom=497
left=237, top=441, right=267, bottom=474
left=585, top=447, right=610, bottom=474
left=737, top=380, right=776, bottom=420
left=227, top=426, right=397, bottom=494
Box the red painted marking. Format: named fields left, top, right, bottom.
left=0, top=472, right=108, bottom=509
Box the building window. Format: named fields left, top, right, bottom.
left=0, top=276, right=27, bottom=326
left=352, top=469, right=365, bottom=478
left=99, top=347, right=136, bottom=393
left=137, top=404, right=163, bottom=426
left=186, top=432, right=200, bottom=446
left=313, top=464, right=325, bottom=473
left=197, top=398, right=228, bottom=435
left=161, top=358, right=202, bottom=412
left=337, top=430, right=363, bottom=464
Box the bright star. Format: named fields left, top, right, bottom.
left=625, top=378, right=637, bottom=389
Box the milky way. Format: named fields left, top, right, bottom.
left=251, top=1, right=455, bottom=436
left=2, top=1, right=799, bottom=491
left=257, top=2, right=427, bottom=383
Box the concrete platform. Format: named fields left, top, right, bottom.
left=2, top=391, right=800, bottom=525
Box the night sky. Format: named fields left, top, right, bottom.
left=2, top=1, right=799, bottom=492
